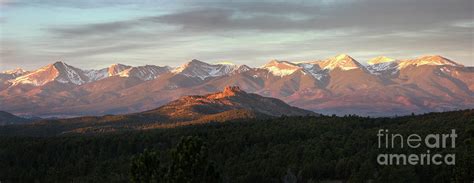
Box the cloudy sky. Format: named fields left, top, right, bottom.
left=0, top=0, right=473, bottom=70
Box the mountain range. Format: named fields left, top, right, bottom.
left=1, top=54, right=473, bottom=117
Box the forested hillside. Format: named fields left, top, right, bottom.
left=0, top=110, right=473, bottom=182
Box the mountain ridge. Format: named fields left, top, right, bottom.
left=3, top=54, right=468, bottom=87
left=14, top=86, right=316, bottom=133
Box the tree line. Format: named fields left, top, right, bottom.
left=0, top=110, right=473, bottom=182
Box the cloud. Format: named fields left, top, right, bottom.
left=2, top=0, right=473, bottom=70
left=4, top=0, right=168, bottom=9
left=452, top=20, right=474, bottom=28
left=48, top=0, right=473, bottom=37
left=49, top=20, right=139, bottom=38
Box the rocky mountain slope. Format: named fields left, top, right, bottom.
left=150, top=86, right=316, bottom=120
left=15, top=86, right=315, bottom=133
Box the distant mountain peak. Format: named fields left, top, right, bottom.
left=416, top=55, right=463, bottom=65
left=419, top=55, right=446, bottom=60
left=53, top=61, right=66, bottom=66
left=235, top=65, right=251, bottom=73
left=11, top=61, right=88, bottom=86
left=398, top=55, right=463, bottom=68
left=414, top=55, right=453, bottom=63
left=84, top=64, right=169, bottom=81
left=334, top=53, right=353, bottom=60
left=322, top=54, right=362, bottom=70
left=368, top=56, right=396, bottom=65
left=117, top=65, right=170, bottom=80
left=263, top=59, right=297, bottom=66
left=173, top=59, right=207, bottom=72
left=173, top=59, right=237, bottom=79
left=109, top=63, right=130, bottom=68
left=108, top=63, right=131, bottom=76
left=188, top=59, right=207, bottom=65
left=262, top=60, right=300, bottom=76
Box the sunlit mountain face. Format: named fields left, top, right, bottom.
left=1, top=54, right=473, bottom=117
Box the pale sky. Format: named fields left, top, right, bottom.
left=1, top=0, right=473, bottom=70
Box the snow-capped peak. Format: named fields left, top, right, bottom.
left=117, top=65, right=170, bottom=80
left=54, top=62, right=89, bottom=85
left=11, top=61, right=88, bottom=86
left=235, top=65, right=251, bottom=73
left=261, top=60, right=301, bottom=76
left=9, top=61, right=173, bottom=86
left=398, top=55, right=463, bottom=69
left=172, top=59, right=204, bottom=73
left=85, top=64, right=170, bottom=81
left=108, top=63, right=131, bottom=76
left=368, top=56, right=396, bottom=65
left=335, top=54, right=352, bottom=60
left=321, top=54, right=363, bottom=70
left=173, top=59, right=238, bottom=80
left=84, top=68, right=109, bottom=81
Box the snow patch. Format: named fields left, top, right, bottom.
left=261, top=60, right=300, bottom=77
left=264, top=66, right=298, bottom=76
left=61, top=62, right=86, bottom=85
left=297, top=63, right=325, bottom=80
left=366, top=62, right=399, bottom=75
left=85, top=69, right=109, bottom=81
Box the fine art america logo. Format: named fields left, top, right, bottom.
left=377, top=129, right=457, bottom=165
